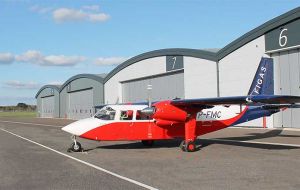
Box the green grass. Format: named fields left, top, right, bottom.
left=0, top=111, right=36, bottom=118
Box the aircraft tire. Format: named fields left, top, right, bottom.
left=70, top=142, right=82, bottom=152
left=186, top=141, right=196, bottom=152
left=141, top=140, right=154, bottom=147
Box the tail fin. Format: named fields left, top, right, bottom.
left=248, top=57, right=274, bottom=96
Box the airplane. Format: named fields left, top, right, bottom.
left=62, top=57, right=300, bottom=152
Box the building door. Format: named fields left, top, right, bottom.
left=122, top=71, right=184, bottom=103
left=272, top=49, right=300, bottom=128
left=67, top=89, right=94, bottom=120
left=41, top=96, right=54, bottom=118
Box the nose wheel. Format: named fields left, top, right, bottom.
left=68, top=135, right=82, bottom=152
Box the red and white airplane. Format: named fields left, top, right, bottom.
left=62, top=58, right=300, bottom=152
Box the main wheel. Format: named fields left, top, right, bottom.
left=186, top=141, right=196, bottom=152
left=141, top=140, right=154, bottom=147
left=180, top=140, right=196, bottom=152
left=70, top=142, right=82, bottom=152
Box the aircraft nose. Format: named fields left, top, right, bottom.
left=62, top=122, right=79, bottom=136
left=61, top=117, right=103, bottom=137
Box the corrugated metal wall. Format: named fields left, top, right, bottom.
left=122, top=72, right=184, bottom=103
left=41, top=96, right=55, bottom=118
left=67, top=89, right=94, bottom=120
left=272, top=49, right=300, bottom=128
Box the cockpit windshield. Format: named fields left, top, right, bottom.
left=94, top=106, right=116, bottom=120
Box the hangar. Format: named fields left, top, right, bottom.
left=59, top=74, right=105, bottom=120
left=36, top=7, right=300, bottom=128
left=36, top=85, right=60, bottom=118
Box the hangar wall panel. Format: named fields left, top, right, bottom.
left=184, top=57, right=217, bottom=98
left=41, top=96, right=54, bottom=118
left=105, top=57, right=166, bottom=104
left=219, top=36, right=266, bottom=127
left=272, top=49, right=300, bottom=128
left=67, top=89, right=94, bottom=120
left=36, top=87, right=60, bottom=118
left=219, top=36, right=266, bottom=96
left=60, top=78, right=104, bottom=119
left=122, top=71, right=184, bottom=102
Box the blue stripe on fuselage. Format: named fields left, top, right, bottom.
left=232, top=106, right=278, bottom=126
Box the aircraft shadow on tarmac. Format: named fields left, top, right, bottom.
left=82, top=130, right=299, bottom=152
left=215, top=129, right=300, bottom=141
left=83, top=139, right=203, bottom=152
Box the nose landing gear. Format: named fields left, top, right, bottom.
left=68, top=135, right=82, bottom=152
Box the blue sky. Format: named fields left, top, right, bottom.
left=0, top=0, right=299, bottom=106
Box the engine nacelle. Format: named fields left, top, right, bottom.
left=152, top=101, right=187, bottom=122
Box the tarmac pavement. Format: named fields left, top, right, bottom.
left=0, top=117, right=299, bottom=190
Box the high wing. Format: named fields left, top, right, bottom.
left=170, top=95, right=300, bottom=107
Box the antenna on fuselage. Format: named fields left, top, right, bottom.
left=147, top=84, right=152, bottom=107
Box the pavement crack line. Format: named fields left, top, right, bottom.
left=0, top=127, right=159, bottom=190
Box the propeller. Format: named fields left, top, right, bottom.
left=147, top=84, right=152, bottom=107
left=140, top=84, right=155, bottom=117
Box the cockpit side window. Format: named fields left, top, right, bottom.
left=94, top=107, right=116, bottom=120
left=120, top=110, right=133, bottom=120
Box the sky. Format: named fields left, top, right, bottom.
left=0, top=0, right=299, bottom=106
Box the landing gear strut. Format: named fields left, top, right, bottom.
left=180, top=112, right=197, bottom=152
left=68, top=135, right=82, bottom=152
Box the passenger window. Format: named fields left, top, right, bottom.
left=120, top=110, right=133, bottom=120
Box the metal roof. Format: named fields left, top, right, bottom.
left=35, top=85, right=61, bottom=98
left=59, top=74, right=104, bottom=92
left=104, top=48, right=217, bottom=83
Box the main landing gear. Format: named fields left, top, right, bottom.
left=180, top=140, right=196, bottom=152
left=68, top=135, right=82, bottom=152
left=180, top=112, right=197, bottom=152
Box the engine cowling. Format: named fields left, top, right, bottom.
left=152, top=101, right=187, bottom=122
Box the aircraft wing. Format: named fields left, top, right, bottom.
left=170, top=95, right=300, bottom=106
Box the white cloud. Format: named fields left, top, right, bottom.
left=88, top=13, right=110, bottom=22
left=53, top=8, right=86, bottom=22
left=3, top=81, right=41, bottom=89
left=0, top=53, right=15, bottom=64
left=43, top=55, right=85, bottom=66
left=16, top=50, right=43, bottom=64
left=94, top=57, right=129, bottom=66
left=53, top=7, right=110, bottom=23
left=15, top=50, right=85, bottom=66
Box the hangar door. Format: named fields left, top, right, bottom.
left=67, top=89, right=94, bottom=120
left=272, top=49, right=300, bottom=128
left=122, top=71, right=184, bottom=103
left=41, top=96, right=54, bottom=118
